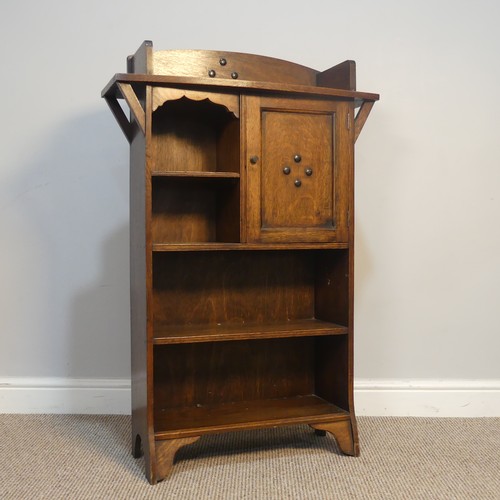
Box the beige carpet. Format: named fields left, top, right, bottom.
left=1, top=415, right=498, bottom=499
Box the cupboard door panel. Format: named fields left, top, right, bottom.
left=245, top=96, right=351, bottom=243
left=261, top=111, right=333, bottom=229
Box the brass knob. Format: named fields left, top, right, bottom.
left=305, top=168, right=313, bottom=176
left=294, top=154, right=302, bottom=163
left=250, top=156, right=259, bottom=164
left=294, top=179, right=302, bottom=187
left=208, top=69, right=216, bottom=78
left=231, top=72, right=239, bottom=79
left=283, top=166, right=291, bottom=175
left=219, top=58, right=227, bottom=66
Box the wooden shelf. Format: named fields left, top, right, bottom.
left=154, top=395, right=350, bottom=439
left=102, top=73, right=380, bottom=103
left=152, top=242, right=349, bottom=251
left=153, top=318, right=348, bottom=344
left=152, top=171, right=240, bottom=179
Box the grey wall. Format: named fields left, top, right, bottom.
left=1, top=0, right=499, bottom=382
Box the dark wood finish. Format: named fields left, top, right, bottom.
left=127, top=40, right=153, bottom=74
left=317, top=60, right=356, bottom=91
left=153, top=318, right=347, bottom=344
left=310, top=420, right=358, bottom=456
left=117, top=82, right=146, bottom=135
left=347, top=99, right=359, bottom=453
left=152, top=87, right=240, bottom=117
left=354, top=101, right=375, bottom=143
left=155, top=396, right=350, bottom=439
left=150, top=49, right=319, bottom=85
left=153, top=338, right=316, bottom=409
left=129, top=91, right=151, bottom=481
left=151, top=97, right=239, bottom=174
left=102, top=73, right=379, bottom=103
left=155, top=437, right=200, bottom=482
left=151, top=171, right=240, bottom=178
left=315, top=249, right=350, bottom=326
left=315, top=336, right=350, bottom=411
left=151, top=242, right=349, bottom=251
left=152, top=251, right=316, bottom=325
left=103, top=41, right=377, bottom=483
left=245, top=96, right=350, bottom=243
left=151, top=177, right=240, bottom=244
left=104, top=95, right=133, bottom=143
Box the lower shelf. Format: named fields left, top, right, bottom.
left=154, top=395, right=350, bottom=439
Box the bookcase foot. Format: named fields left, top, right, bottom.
left=312, top=427, right=327, bottom=437
left=311, top=420, right=359, bottom=456
left=133, top=433, right=144, bottom=458
left=154, top=437, right=200, bottom=482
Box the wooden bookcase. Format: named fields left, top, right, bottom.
left=102, top=41, right=378, bottom=484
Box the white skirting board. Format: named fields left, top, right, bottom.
left=0, top=378, right=131, bottom=415
left=0, top=378, right=499, bottom=416
left=354, top=379, right=500, bottom=417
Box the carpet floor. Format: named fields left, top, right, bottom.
left=1, top=415, right=498, bottom=499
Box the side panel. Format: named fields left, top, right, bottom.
left=130, top=107, right=148, bottom=462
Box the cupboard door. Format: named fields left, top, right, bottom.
left=244, top=96, right=351, bottom=243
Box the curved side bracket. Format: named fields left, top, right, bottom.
left=154, top=436, right=200, bottom=482
left=104, top=82, right=146, bottom=143
left=354, top=101, right=375, bottom=143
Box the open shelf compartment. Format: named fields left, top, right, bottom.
left=152, top=249, right=349, bottom=343
left=151, top=93, right=241, bottom=244
left=154, top=395, right=349, bottom=439
left=153, top=335, right=350, bottom=439
left=151, top=95, right=240, bottom=175
left=152, top=176, right=240, bottom=244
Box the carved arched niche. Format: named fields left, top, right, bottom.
left=151, top=89, right=240, bottom=174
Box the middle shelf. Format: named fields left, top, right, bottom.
left=153, top=318, right=348, bottom=344
left=152, top=249, right=350, bottom=342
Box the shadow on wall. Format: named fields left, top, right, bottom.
left=0, top=109, right=131, bottom=379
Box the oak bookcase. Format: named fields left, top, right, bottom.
left=102, top=41, right=378, bottom=484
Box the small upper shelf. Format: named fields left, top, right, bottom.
left=152, top=171, right=240, bottom=179
left=102, top=73, right=380, bottom=103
